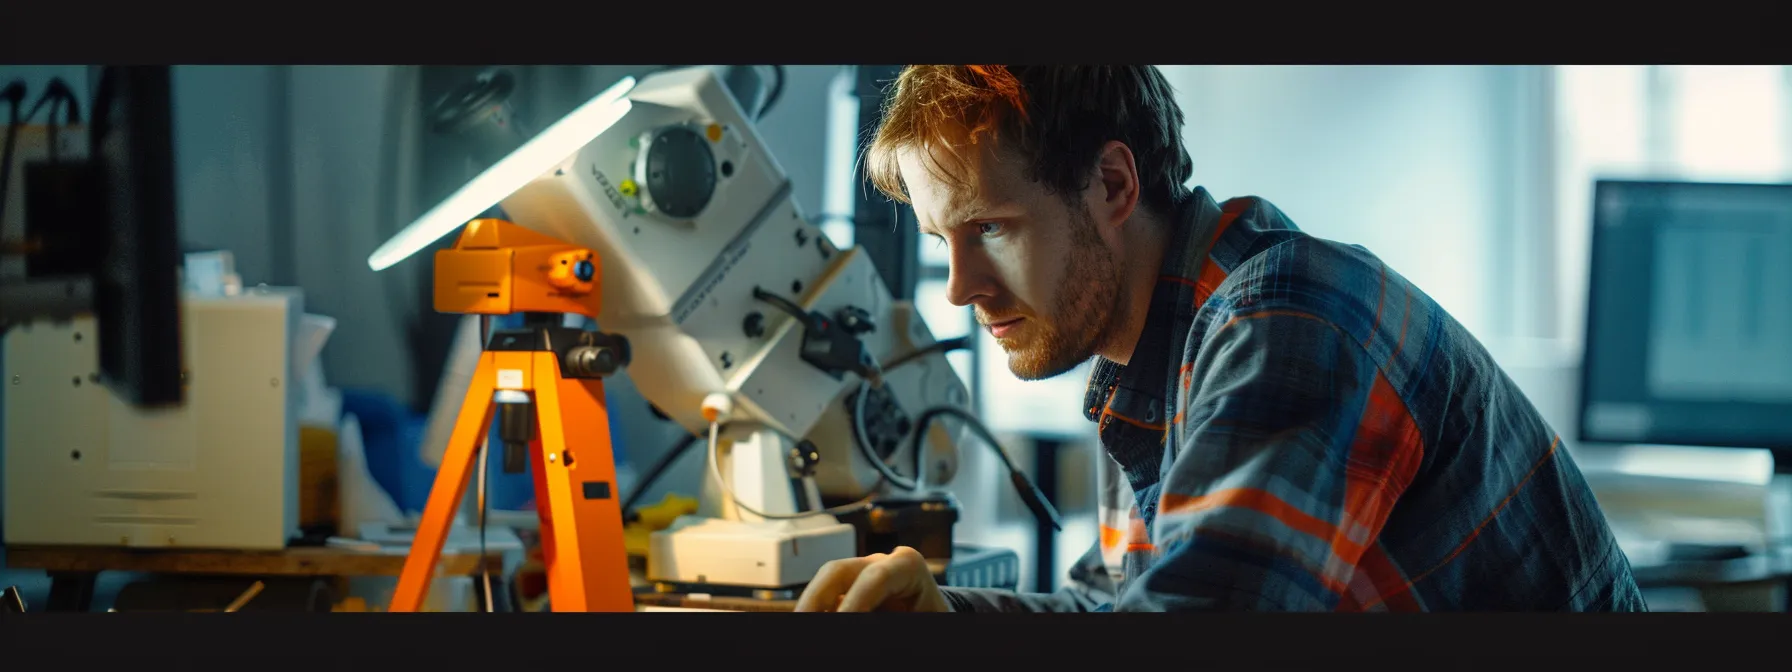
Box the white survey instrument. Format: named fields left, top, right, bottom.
left=368, top=66, right=971, bottom=591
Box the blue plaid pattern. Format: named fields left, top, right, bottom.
left=940, top=187, right=1645, bottom=612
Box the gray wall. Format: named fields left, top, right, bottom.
left=0, top=64, right=844, bottom=608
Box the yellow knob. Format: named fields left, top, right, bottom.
left=618, top=179, right=638, bottom=197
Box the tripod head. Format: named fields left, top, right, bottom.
left=435, top=218, right=603, bottom=320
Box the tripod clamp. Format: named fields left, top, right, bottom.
left=487, top=313, right=631, bottom=474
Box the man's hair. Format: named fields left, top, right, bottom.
left=866, top=65, right=1193, bottom=217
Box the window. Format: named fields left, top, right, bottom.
left=818, top=67, right=859, bottom=250
left=1552, top=65, right=1792, bottom=347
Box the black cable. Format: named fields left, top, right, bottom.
left=0, top=82, right=26, bottom=228
left=90, top=67, right=119, bottom=148
left=751, top=285, right=809, bottom=321
left=759, top=65, right=786, bottom=120
left=705, top=419, right=879, bottom=519
left=33, top=78, right=81, bottom=124
left=476, top=316, right=493, bottom=612
left=46, top=97, right=62, bottom=163
left=907, top=405, right=1063, bottom=531
left=612, top=318, right=972, bottom=515
left=852, top=378, right=917, bottom=491
left=884, top=335, right=970, bottom=373
left=849, top=336, right=975, bottom=491
left=477, top=437, right=492, bottom=611
left=25, top=78, right=82, bottom=165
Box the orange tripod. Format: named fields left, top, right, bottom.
left=389, top=218, right=634, bottom=613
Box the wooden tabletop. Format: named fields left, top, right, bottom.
left=5, top=544, right=504, bottom=577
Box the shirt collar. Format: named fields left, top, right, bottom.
left=1080, top=186, right=1223, bottom=424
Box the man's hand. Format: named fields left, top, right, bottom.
left=793, top=546, right=950, bottom=612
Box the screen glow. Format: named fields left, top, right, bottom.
left=367, top=76, right=639, bottom=271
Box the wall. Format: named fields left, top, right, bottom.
left=1159, top=65, right=1585, bottom=434
left=1162, top=65, right=1550, bottom=341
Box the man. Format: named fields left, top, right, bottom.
left=793, top=65, right=1646, bottom=612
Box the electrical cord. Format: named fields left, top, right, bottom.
left=620, top=423, right=892, bottom=520
left=1, top=81, right=26, bottom=228
left=476, top=435, right=493, bottom=611
left=750, top=285, right=808, bottom=321
left=24, top=78, right=83, bottom=164
left=758, top=65, right=785, bottom=120
left=851, top=380, right=917, bottom=491
left=90, top=68, right=118, bottom=147
left=475, top=315, right=493, bottom=612
left=0, top=77, right=79, bottom=239
left=883, top=335, right=970, bottom=374
left=704, top=420, right=877, bottom=520
left=30, top=79, right=81, bottom=124
left=906, top=405, right=1063, bottom=531
left=849, top=336, right=973, bottom=492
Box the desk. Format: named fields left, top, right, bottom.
left=1628, top=543, right=1792, bottom=612
left=5, top=544, right=506, bottom=612
left=1589, top=466, right=1792, bottom=612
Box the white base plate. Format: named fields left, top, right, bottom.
left=646, top=515, right=858, bottom=589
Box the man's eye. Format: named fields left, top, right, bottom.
left=977, top=221, right=1002, bottom=236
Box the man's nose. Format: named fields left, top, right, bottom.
left=943, top=249, right=995, bottom=307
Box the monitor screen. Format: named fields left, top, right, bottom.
left=1579, top=179, right=1792, bottom=456
left=91, top=66, right=184, bottom=407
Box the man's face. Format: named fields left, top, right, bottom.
left=899, top=144, right=1124, bottom=380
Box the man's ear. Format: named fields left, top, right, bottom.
left=1087, top=140, right=1140, bottom=228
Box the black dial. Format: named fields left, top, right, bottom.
left=643, top=126, right=717, bottom=219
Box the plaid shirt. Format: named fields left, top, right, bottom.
left=941, top=187, right=1646, bottom=612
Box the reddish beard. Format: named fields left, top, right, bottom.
left=988, top=203, right=1122, bottom=381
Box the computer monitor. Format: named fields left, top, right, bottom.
left=89, top=66, right=184, bottom=407
left=1579, top=179, right=1792, bottom=472
left=0, top=66, right=183, bottom=407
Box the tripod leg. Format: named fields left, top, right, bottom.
left=531, top=352, right=634, bottom=612
left=391, top=354, right=498, bottom=613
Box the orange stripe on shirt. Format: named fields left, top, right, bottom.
left=1343, top=373, right=1426, bottom=538
left=1332, top=373, right=1426, bottom=610
left=1160, top=488, right=1354, bottom=596
left=1102, top=409, right=1165, bottom=432
left=1191, top=209, right=1241, bottom=307
left=1216, top=309, right=1338, bottom=335
left=1194, top=261, right=1230, bottom=309
left=1361, top=435, right=1563, bottom=610
left=1159, top=487, right=1370, bottom=573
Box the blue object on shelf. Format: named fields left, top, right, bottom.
left=339, top=388, right=434, bottom=516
